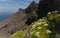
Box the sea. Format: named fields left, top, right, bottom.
left=0, top=12, right=14, bottom=22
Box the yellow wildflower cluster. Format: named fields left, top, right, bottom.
left=10, top=31, right=26, bottom=38
left=29, top=18, right=51, bottom=38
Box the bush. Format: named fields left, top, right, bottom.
left=10, top=31, right=26, bottom=38
left=10, top=10, right=60, bottom=38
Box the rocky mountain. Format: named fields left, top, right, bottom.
left=37, top=0, right=60, bottom=18
left=38, top=0, right=60, bottom=32
left=25, top=1, right=38, bottom=25
left=0, top=1, right=38, bottom=38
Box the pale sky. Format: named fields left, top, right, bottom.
left=0, top=0, right=39, bottom=22
left=0, top=0, right=39, bottom=14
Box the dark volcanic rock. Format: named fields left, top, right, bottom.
left=25, top=1, right=38, bottom=25
left=37, top=0, right=56, bottom=18
left=25, top=1, right=38, bottom=13
left=37, top=0, right=60, bottom=18
left=37, top=0, right=60, bottom=32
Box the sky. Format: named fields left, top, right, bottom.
left=0, top=0, right=39, bottom=14
left=0, top=0, right=39, bottom=22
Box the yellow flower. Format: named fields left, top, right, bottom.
left=37, top=23, right=42, bottom=25
left=46, top=30, right=52, bottom=34
left=48, top=12, right=51, bottom=14
left=31, top=31, right=35, bottom=34
left=42, top=22, right=46, bottom=24
left=58, top=14, right=60, bottom=16
left=44, top=24, right=48, bottom=26
left=35, top=32, right=40, bottom=37
left=55, top=10, right=58, bottom=12
left=37, top=27, right=42, bottom=29
left=39, top=19, right=43, bottom=22
left=32, top=24, right=36, bottom=29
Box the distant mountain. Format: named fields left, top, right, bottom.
left=0, top=1, right=38, bottom=38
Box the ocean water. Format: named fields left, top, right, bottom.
left=0, top=13, right=13, bottom=22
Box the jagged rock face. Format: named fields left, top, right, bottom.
left=25, top=1, right=38, bottom=13
left=25, top=1, right=38, bottom=25
left=37, top=0, right=60, bottom=18
left=0, top=1, right=38, bottom=38
left=38, top=0, right=60, bottom=32
left=0, top=9, right=28, bottom=38
left=54, top=0, right=60, bottom=11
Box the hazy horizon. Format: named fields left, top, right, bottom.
left=0, top=0, right=39, bottom=22
left=0, top=0, right=39, bottom=13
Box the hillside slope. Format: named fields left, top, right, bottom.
left=0, top=1, right=38, bottom=38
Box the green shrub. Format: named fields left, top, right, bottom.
left=10, top=10, right=60, bottom=38
left=10, top=31, right=26, bottom=38
left=10, top=18, right=56, bottom=38
left=48, top=10, right=60, bottom=23
left=28, top=18, right=51, bottom=38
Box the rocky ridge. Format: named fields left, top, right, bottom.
left=0, top=1, right=38, bottom=38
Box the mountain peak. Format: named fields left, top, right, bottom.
left=0, top=2, right=38, bottom=38
left=19, top=8, right=24, bottom=11
left=25, top=1, right=38, bottom=13
left=31, top=1, right=36, bottom=4
left=29, top=1, right=38, bottom=8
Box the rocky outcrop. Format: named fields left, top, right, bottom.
left=0, top=1, right=38, bottom=38
left=0, top=0, right=60, bottom=38
left=25, top=1, right=38, bottom=25
left=37, top=0, right=60, bottom=18
left=0, top=9, right=27, bottom=38
left=37, top=0, right=60, bottom=33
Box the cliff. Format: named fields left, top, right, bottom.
left=0, top=1, right=38, bottom=38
